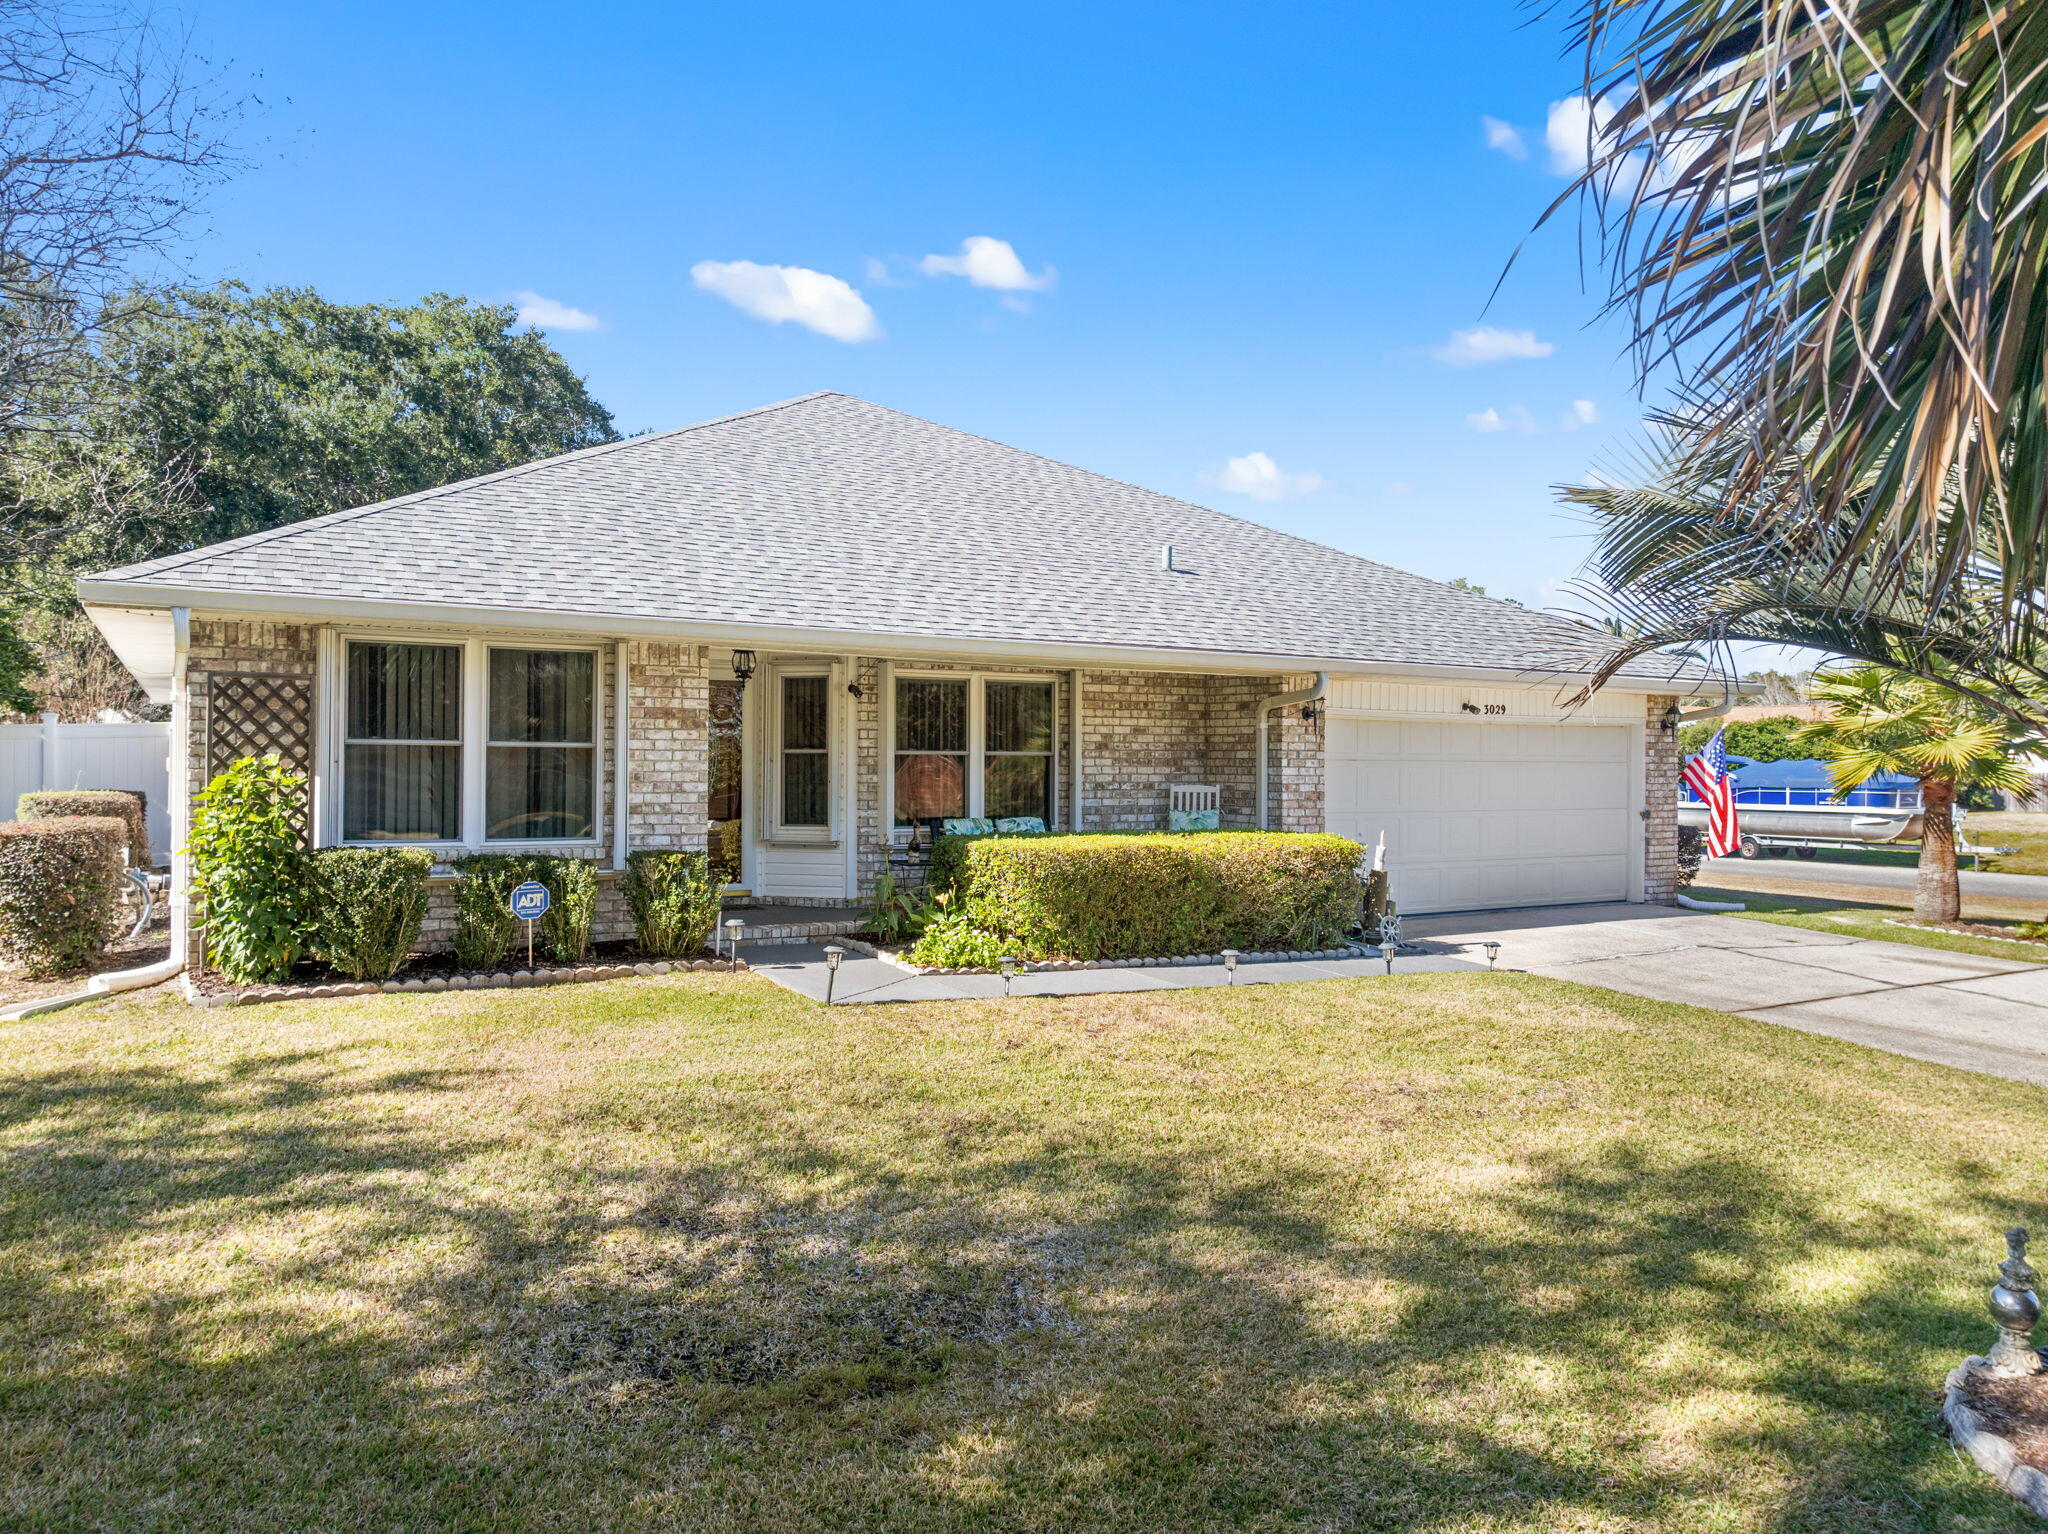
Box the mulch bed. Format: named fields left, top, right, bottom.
left=1961, top=1369, right=2048, bottom=1473
left=191, top=936, right=742, bottom=1007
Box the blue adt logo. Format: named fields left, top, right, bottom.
left=509, top=881, right=551, bottom=921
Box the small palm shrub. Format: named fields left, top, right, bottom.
left=188, top=755, right=310, bottom=984
left=306, top=848, right=433, bottom=980
left=19, top=790, right=149, bottom=867
left=451, top=853, right=598, bottom=967
left=0, top=816, right=126, bottom=976
left=620, top=849, right=721, bottom=956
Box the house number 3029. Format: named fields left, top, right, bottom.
left=1460, top=702, right=1508, bottom=715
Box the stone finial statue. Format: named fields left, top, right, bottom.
left=1985, top=1227, right=2047, bottom=1377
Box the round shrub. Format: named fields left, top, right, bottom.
left=620, top=850, right=721, bottom=957
left=307, top=848, right=433, bottom=980
left=0, top=815, right=126, bottom=976
left=19, top=790, right=149, bottom=867
left=450, top=853, right=598, bottom=966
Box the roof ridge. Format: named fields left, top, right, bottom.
left=93, top=391, right=851, bottom=583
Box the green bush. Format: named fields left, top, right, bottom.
left=19, top=790, right=149, bottom=866
left=306, top=848, right=432, bottom=980
left=188, top=755, right=310, bottom=984
left=956, top=831, right=1363, bottom=961
left=1676, top=825, right=1707, bottom=889
left=906, top=893, right=1011, bottom=968
left=619, top=850, right=721, bottom=956
left=864, top=870, right=935, bottom=942
left=450, top=853, right=598, bottom=967
left=0, top=816, right=125, bottom=976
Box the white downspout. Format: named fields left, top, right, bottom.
left=1069, top=668, right=1084, bottom=831
left=612, top=639, right=631, bottom=870
left=1255, top=672, right=1329, bottom=830
left=3, top=606, right=193, bottom=1020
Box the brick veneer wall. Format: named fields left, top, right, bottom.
left=1642, top=692, right=1681, bottom=904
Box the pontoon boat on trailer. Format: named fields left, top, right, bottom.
left=1678, top=757, right=1924, bottom=856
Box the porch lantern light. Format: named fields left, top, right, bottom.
left=730, top=649, right=757, bottom=689
left=1659, top=703, right=1681, bottom=735
left=723, top=916, right=744, bottom=960
left=1379, top=940, right=1397, bottom=976
left=822, top=944, right=845, bottom=1005
left=1221, top=948, right=1240, bottom=983
left=998, top=955, right=1020, bottom=996
left=1483, top=941, right=1501, bottom=969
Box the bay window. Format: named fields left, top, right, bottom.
left=893, top=674, right=1056, bottom=828
left=336, top=637, right=600, bottom=846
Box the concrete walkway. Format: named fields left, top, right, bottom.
left=1406, top=902, right=2048, bottom=1089
left=743, top=942, right=1483, bottom=1005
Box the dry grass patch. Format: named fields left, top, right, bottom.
left=2, top=971, right=2044, bottom=1530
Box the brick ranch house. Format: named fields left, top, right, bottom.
left=78, top=392, right=1708, bottom=956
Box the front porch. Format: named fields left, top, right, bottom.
left=179, top=621, right=1327, bottom=949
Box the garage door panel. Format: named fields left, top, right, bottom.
left=1329, top=717, right=1635, bottom=914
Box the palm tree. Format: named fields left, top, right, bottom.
left=1548, top=2, right=2048, bottom=645
left=1794, top=669, right=2040, bottom=922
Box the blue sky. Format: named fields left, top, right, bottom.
left=182, top=0, right=1678, bottom=618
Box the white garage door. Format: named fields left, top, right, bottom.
left=1325, top=716, right=1636, bottom=915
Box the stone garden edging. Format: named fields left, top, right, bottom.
left=183, top=956, right=751, bottom=1009
left=838, top=936, right=1380, bottom=978
left=1944, top=1359, right=2048, bottom=1518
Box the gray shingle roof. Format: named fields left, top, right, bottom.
left=85, top=391, right=1697, bottom=683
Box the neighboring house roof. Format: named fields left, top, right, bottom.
left=82, top=391, right=1703, bottom=685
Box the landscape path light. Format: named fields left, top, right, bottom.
left=1221, top=949, right=1240, bottom=984
left=998, top=955, right=1020, bottom=996
left=1380, top=940, right=1397, bottom=976
left=1483, top=941, right=1501, bottom=969
left=821, top=944, right=845, bottom=1005
left=723, top=916, right=744, bottom=962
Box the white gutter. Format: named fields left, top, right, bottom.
left=1256, top=672, right=1329, bottom=830
left=1, top=607, right=192, bottom=1022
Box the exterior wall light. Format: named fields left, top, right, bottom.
left=1659, top=703, right=1681, bottom=734
left=1221, top=949, right=1240, bottom=983
left=731, top=649, right=757, bottom=688
left=1483, top=941, right=1501, bottom=969
left=822, top=944, right=845, bottom=1004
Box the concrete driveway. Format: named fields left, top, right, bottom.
left=1404, top=902, right=2048, bottom=1089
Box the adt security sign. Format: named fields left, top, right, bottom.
left=510, top=880, right=550, bottom=966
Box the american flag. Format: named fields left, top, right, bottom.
left=1681, top=727, right=1741, bottom=858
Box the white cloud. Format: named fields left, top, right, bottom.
left=918, top=236, right=1054, bottom=291
left=689, top=260, right=879, bottom=342
left=1546, top=94, right=1616, bottom=176
left=1382, top=480, right=1415, bottom=495
left=513, top=291, right=603, bottom=331
left=1560, top=398, right=1601, bottom=430
left=1482, top=116, right=1527, bottom=160
left=1466, top=405, right=1539, bottom=434
left=1431, top=325, right=1556, bottom=366
left=1217, top=451, right=1327, bottom=501
left=999, top=294, right=1033, bottom=314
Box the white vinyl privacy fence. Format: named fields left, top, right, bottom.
left=0, top=714, right=171, bottom=864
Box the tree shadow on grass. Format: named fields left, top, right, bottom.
left=0, top=1052, right=2038, bottom=1531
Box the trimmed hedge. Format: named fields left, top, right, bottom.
left=306, top=848, right=432, bottom=980
left=0, top=815, right=126, bottom=976
left=956, top=831, right=1364, bottom=961
left=450, top=853, right=598, bottom=967
left=619, top=849, right=721, bottom=957
left=20, top=790, right=148, bottom=867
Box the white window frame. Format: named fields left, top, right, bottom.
left=886, top=670, right=1060, bottom=833
left=764, top=662, right=837, bottom=844
left=321, top=631, right=606, bottom=853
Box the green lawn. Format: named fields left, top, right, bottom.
left=4, top=972, right=2043, bottom=1532
left=1690, top=882, right=2048, bottom=961
left=1967, top=812, right=2048, bottom=875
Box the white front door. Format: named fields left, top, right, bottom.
left=1325, top=716, right=1636, bottom=914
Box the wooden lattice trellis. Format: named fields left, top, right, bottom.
left=206, top=673, right=315, bottom=781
